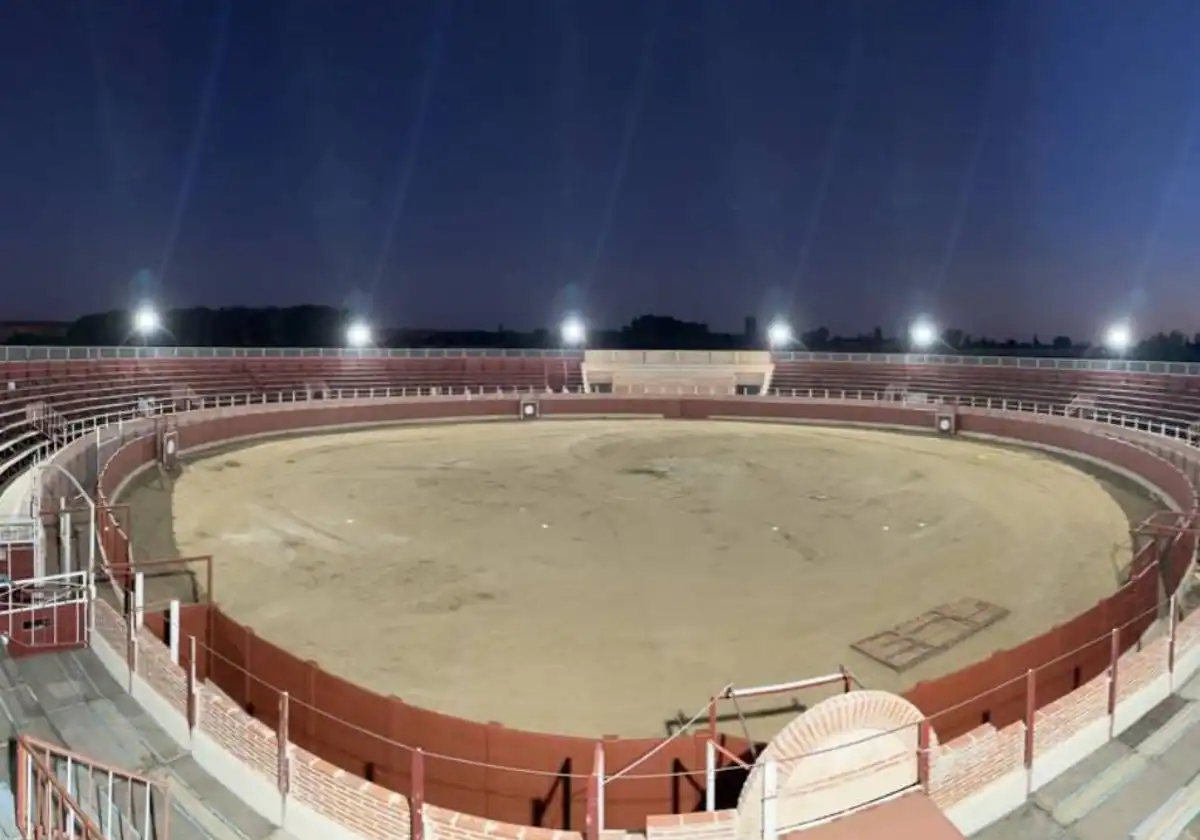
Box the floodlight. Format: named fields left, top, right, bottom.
left=909, top=320, right=937, bottom=349
left=1105, top=322, right=1132, bottom=353
left=345, top=321, right=372, bottom=347
left=766, top=320, right=793, bottom=349
left=133, top=305, right=160, bottom=335
left=560, top=316, right=586, bottom=346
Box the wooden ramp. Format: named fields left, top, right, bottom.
left=784, top=792, right=964, bottom=840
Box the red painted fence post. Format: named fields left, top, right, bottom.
left=1169, top=592, right=1178, bottom=678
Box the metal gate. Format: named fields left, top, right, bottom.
left=0, top=570, right=90, bottom=655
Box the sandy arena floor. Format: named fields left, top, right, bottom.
left=124, top=419, right=1154, bottom=739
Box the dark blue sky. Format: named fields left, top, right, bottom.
left=4, top=1, right=1200, bottom=340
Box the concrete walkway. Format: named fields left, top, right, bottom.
left=0, top=646, right=300, bottom=840
left=974, top=673, right=1200, bottom=840
left=0, top=468, right=36, bottom=520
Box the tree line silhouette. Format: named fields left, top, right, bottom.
left=6, top=307, right=1200, bottom=362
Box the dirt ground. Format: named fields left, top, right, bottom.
left=122, top=419, right=1159, bottom=739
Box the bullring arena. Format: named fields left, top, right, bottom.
left=2, top=346, right=1200, bottom=840
left=130, top=418, right=1141, bottom=739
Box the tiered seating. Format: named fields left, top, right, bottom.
left=0, top=358, right=258, bottom=490
left=0, top=351, right=586, bottom=494
left=6, top=351, right=1199, bottom=494
left=769, top=357, right=1200, bottom=425
left=241, top=355, right=582, bottom=394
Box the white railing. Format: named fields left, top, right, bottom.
left=0, top=344, right=1197, bottom=374
left=5, top=384, right=1200, bottom=494
left=3, top=380, right=1199, bottom=586
left=0, top=569, right=89, bottom=614
left=774, top=350, right=1200, bottom=376
left=0, top=383, right=580, bottom=483
left=0, top=345, right=584, bottom=361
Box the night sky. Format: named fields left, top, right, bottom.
left=4, top=1, right=1200, bottom=340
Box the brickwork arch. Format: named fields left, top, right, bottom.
left=736, top=691, right=929, bottom=839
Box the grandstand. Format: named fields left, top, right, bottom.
left=770, top=352, right=1200, bottom=428
left=1, top=346, right=1199, bottom=840
left=0, top=350, right=585, bottom=498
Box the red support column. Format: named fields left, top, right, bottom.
left=186, top=636, right=198, bottom=735
left=411, top=748, right=426, bottom=840
left=708, top=697, right=718, bottom=741
left=1024, top=669, right=1036, bottom=764
left=244, top=626, right=253, bottom=708
left=1169, top=593, right=1178, bottom=677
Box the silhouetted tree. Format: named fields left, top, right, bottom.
left=11, top=306, right=1200, bottom=362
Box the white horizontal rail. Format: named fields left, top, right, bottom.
left=722, top=673, right=849, bottom=699
left=2, top=386, right=1198, bottom=470
left=0, top=343, right=1197, bottom=373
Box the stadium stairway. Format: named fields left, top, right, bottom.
left=0, top=646, right=299, bottom=840
left=972, top=670, right=1200, bottom=840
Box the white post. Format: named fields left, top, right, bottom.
left=169, top=599, right=181, bottom=664
left=598, top=743, right=606, bottom=832
left=87, top=497, right=95, bottom=578
left=762, top=760, right=778, bottom=840
left=706, top=739, right=717, bottom=811
left=134, top=572, right=145, bottom=629
left=60, top=504, right=72, bottom=576
left=65, top=756, right=76, bottom=837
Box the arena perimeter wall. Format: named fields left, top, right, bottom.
left=75, top=395, right=1197, bottom=833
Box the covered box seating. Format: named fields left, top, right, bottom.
left=584, top=349, right=773, bottom=395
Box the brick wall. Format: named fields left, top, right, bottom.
left=425, top=804, right=578, bottom=840
left=929, top=722, right=1025, bottom=809
left=646, top=811, right=736, bottom=840
left=1032, top=674, right=1109, bottom=753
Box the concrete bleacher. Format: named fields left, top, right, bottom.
left=584, top=349, right=774, bottom=395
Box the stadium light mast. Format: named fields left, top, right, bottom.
left=1104, top=322, right=1133, bottom=356
left=560, top=315, right=587, bottom=347
left=908, top=319, right=938, bottom=351
left=131, top=304, right=161, bottom=346
left=766, top=319, right=793, bottom=349
left=345, top=321, right=373, bottom=348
